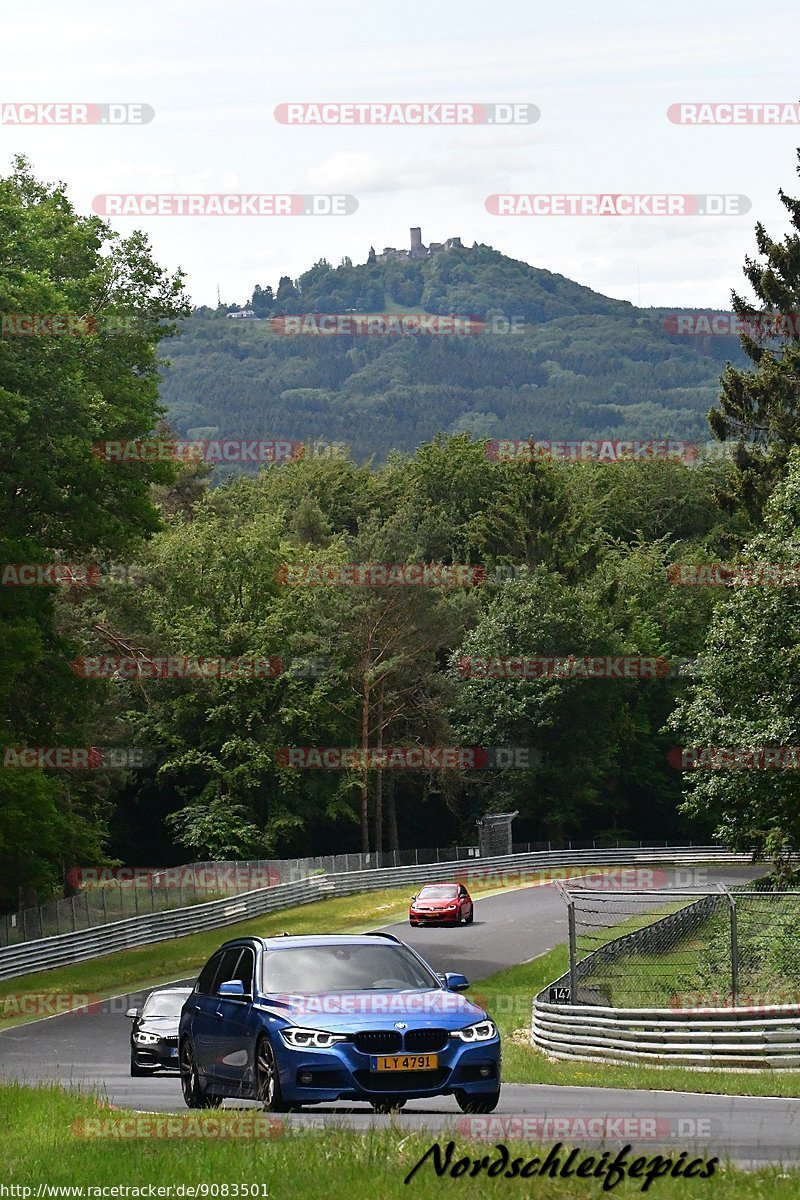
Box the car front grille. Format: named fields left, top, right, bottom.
left=354, top=1068, right=449, bottom=1092
left=352, top=1030, right=403, bottom=1054
left=404, top=1028, right=449, bottom=1053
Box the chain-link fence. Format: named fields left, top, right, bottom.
left=562, top=885, right=800, bottom=1008
left=0, top=837, right=707, bottom=948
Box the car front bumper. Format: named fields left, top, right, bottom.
left=131, top=1039, right=180, bottom=1070
left=274, top=1036, right=501, bottom=1103
left=409, top=909, right=460, bottom=924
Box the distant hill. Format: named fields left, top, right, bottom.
left=157, top=243, right=746, bottom=464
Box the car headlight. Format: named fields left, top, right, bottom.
left=133, top=1032, right=161, bottom=1045
left=451, top=1019, right=497, bottom=1042
left=279, top=1026, right=348, bottom=1050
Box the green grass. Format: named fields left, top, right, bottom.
left=3, top=1080, right=799, bottom=1195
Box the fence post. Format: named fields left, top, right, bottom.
left=719, top=884, right=738, bottom=1006
left=729, top=894, right=739, bottom=1006
left=554, top=879, right=578, bottom=1002
left=567, top=900, right=578, bottom=1002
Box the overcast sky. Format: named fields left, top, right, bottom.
left=2, top=0, right=799, bottom=309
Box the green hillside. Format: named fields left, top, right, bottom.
left=157, top=244, right=745, bottom=463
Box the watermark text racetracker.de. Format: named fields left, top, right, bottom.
left=667, top=563, right=800, bottom=586
left=93, top=438, right=303, bottom=464
left=455, top=1114, right=722, bottom=1143
left=70, top=655, right=328, bottom=680
left=485, top=193, right=750, bottom=216
left=0, top=102, right=154, bottom=124
left=486, top=439, right=703, bottom=463
left=667, top=102, right=800, bottom=125
left=275, top=746, right=539, bottom=769
left=669, top=746, right=800, bottom=770
left=456, top=656, right=672, bottom=680
left=664, top=311, right=800, bottom=337
left=65, top=864, right=282, bottom=891
left=2, top=746, right=150, bottom=770
left=92, top=194, right=357, bottom=217
left=269, top=314, right=526, bottom=336
left=274, top=101, right=539, bottom=125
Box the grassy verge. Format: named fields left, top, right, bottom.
left=0, top=865, right=635, bottom=1030
left=476, top=948, right=800, bottom=1097
left=3, top=1081, right=799, bottom=1194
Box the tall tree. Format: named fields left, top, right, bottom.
left=0, top=157, right=188, bottom=906
left=710, top=148, right=800, bottom=518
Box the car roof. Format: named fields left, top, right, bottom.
left=219, top=933, right=402, bottom=952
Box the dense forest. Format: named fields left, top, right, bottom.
left=3, top=150, right=800, bottom=912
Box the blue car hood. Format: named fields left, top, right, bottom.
left=255, top=988, right=487, bottom=1030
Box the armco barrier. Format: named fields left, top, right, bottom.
left=0, top=846, right=742, bottom=981
left=532, top=888, right=800, bottom=1070
left=531, top=997, right=800, bottom=1070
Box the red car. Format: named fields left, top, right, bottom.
left=409, top=882, right=474, bottom=926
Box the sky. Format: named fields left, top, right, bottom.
left=2, top=0, right=799, bottom=309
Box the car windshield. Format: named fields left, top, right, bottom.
left=261, top=943, right=440, bottom=994
left=142, top=992, right=188, bottom=1018
left=418, top=885, right=458, bottom=899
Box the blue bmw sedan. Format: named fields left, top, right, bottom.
left=178, top=932, right=501, bottom=1113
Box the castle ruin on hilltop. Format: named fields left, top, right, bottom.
left=372, top=227, right=463, bottom=264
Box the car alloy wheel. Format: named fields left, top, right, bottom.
left=455, top=1089, right=500, bottom=1114
left=256, top=1036, right=291, bottom=1112
left=465, top=910, right=474, bottom=925
left=180, top=1040, right=222, bottom=1109
left=370, top=1098, right=407, bottom=1113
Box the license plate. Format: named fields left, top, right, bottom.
left=372, top=1054, right=438, bottom=1071
left=169, top=1047, right=178, bottom=1057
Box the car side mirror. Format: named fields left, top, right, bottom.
left=410, top=894, right=417, bottom=901
left=443, top=972, right=470, bottom=992
left=125, top=1007, right=138, bottom=1019
left=218, top=979, right=248, bottom=999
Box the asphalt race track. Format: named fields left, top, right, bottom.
left=3, top=864, right=797, bottom=1165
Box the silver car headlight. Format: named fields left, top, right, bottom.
left=133, top=1031, right=161, bottom=1045
left=450, top=1019, right=497, bottom=1042
left=279, top=1026, right=348, bottom=1050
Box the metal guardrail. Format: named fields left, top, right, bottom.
left=2, top=838, right=703, bottom=948
left=531, top=998, right=800, bottom=1070
left=531, top=884, right=800, bottom=1070
left=0, top=846, right=742, bottom=981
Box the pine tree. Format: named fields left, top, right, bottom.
left=710, top=149, right=800, bottom=518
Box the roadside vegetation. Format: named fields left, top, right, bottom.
left=5, top=1080, right=800, bottom=1196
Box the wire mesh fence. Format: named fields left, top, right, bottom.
left=0, top=837, right=707, bottom=948
left=564, top=885, right=800, bottom=1008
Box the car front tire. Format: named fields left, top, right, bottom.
left=180, top=1039, right=223, bottom=1109
left=255, top=1036, right=291, bottom=1113
left=455, top=1089, right=500, bottom=1114
left=465, top=909, right=474, bottom=925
